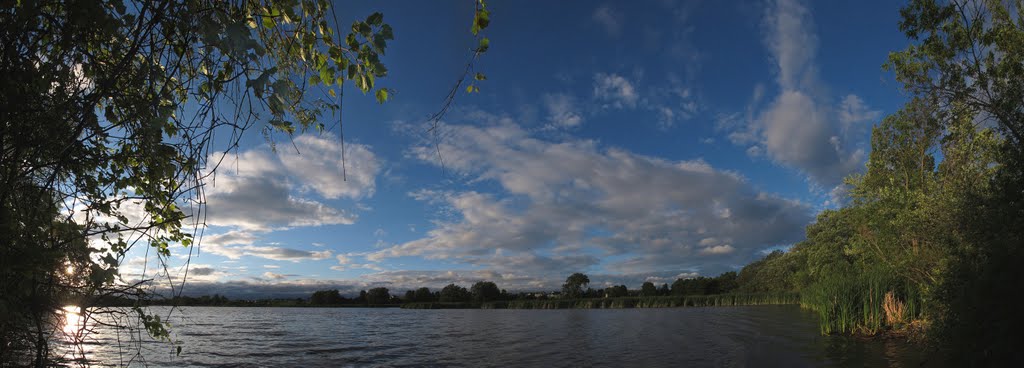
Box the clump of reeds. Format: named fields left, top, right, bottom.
left=882, top=291, right=905, bottom=326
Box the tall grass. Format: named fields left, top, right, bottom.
left=401, top=292, right=799, bottom=310
left=800, top=268, right=923, bottom=335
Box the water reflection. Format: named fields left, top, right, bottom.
left=62, top=305, right=84, bottom=336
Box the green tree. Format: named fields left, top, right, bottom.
left=887, top=2, right=1024, bottom=363
left=658, top=283, right=670, bottom=296
left=604, top=285, right=628, bottom=298
left=366, top=287, right=390, bottom=305
left=439, top=284, right=470, bottom=303
left=716, top=272, right=739, bottom=294
left=561, top=273, right=590, bottom=298
left=470, top=281, right=500, bottom=302
left=639, top=282, right=657, bottom=297
left=413, top=287, right=433, bottom=302
left=311, top=290, right=343, bottom=305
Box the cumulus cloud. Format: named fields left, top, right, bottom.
left=202, top=134, right=379, bottom=231
left=278, top=135, right=379, bottom=199
left=384, top=120, right=811, bottom=277
left=719, top=0, right=876, bottom=188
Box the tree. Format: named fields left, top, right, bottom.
left=439, top=284, right=470, bottom=303
left=604, top=285, right=628, bottom=298
left=311, top=290, right=343, bottom=305
left=413, top=287, right=433, bottom=302
left=366, top=287, right=390, bottom=305
left=887, top=2, right=1024, bottom=363
left=716, top=272, right=738, bottom=294
left=639, top=282, right=658, bottom=297
left=470, top=281, right=500, bottom=302
left=561, top=273, right=590, bottom=298
left=0, top=0, right=491, bottom=364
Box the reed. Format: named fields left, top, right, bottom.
left=800, top=269, right=922, bottom=335
left=882, top=291, right=905, bottom=326
left=402, top=292, right=799, bottom=310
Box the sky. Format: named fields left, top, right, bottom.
left=120, top=0, right=914, bottom=298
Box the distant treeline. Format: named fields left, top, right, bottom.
left=308, top=271, right=774, bottom=308
left=128, top=270, right=777, bottom=309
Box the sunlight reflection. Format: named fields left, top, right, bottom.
left=62, top=305, right=84, bottom=335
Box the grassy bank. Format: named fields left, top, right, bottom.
left=401, top=292, right=799, bottom=310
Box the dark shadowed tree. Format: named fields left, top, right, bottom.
left=311, top=290, right=343, bottom=305
left=413, top=287, right=433, bottom=302
left=439, top=284, right=470, bottom=303
left=470, top=281, right=500, bottom=302
left=886, top=1, right=1024, bottom=363
left=561, top=273, right=590, bottom=298
left=640, top=282, right=658, bottom=297
left=366, top=287, right=390, bottom=305
left=604, top=285, right=628, bottom=298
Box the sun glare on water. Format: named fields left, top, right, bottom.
left=62, top=305, right=84, bottom=335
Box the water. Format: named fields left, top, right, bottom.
left=58, top=305, right=934, bottom=367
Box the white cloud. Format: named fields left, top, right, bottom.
left=387, top=121, right=811, bottom=276
left=202, top=134, right=379, bottom=231
left=278, top=135, right=379, bottom=200
left=592, top=5, right=622, bottom=37
left=699, top=244, right=736, bottom=255
left=262, top=272, right=287, bottom=281
left=593, top=73, right=638, bottom=109
left=542, top=93, right=584, bottom=128
left=200, top=230, right=333, bottom=262
left=718, top=0, right=874, bottom=188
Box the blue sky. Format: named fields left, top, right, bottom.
left=122, top=0, right=914, bottom=298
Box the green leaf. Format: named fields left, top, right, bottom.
left=366, top=12, right=384, bottom=26
left=262, top=16, right=275, bottom=29
left=372, top=35, right=387, bottom=53
left=474, top=73, right=486, bottom=81
left=328, top=46, right=343, bottom=61
left=375, top=88, right=390, bottom=103
left=472, top=8, right=490, bottom=35
left=477, top=37, right=490, bottom=53
left=319, top=65, right=333, bottom=86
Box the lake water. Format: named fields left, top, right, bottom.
left=58, top=305, right=936, bottom=367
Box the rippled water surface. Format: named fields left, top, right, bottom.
left=60, top=305, right=934, bottom=367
